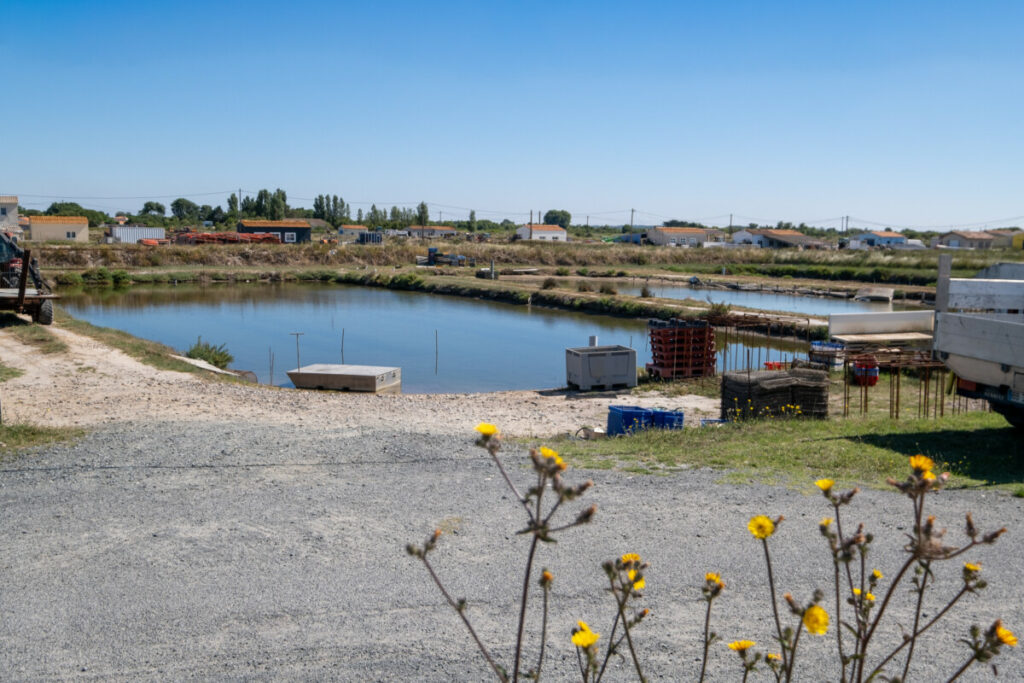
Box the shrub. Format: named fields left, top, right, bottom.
left=111, top=270, right=131, bottom=286
left=185, top=336, right=234, bottom=369
left=576, top=267, right=590, bottom=276
left=81, top=267, right=112, bottom=285
left=599, top=283, right=617, bottom=295
left=555, top=267, right=571, bottom=276
left=640, top=285, right=652, bottom=298
left=54, top=272, right=83, bottom=286
left=541, top=277, right=558, bottom=290
left=577, top=280, right=594, bottom=292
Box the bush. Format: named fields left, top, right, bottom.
left=640, top=285, right=652, bottom=298
left=576, top=267, right=590, bottom=276
left=54, top=272, right=83, bottom=286
left=577, top=280, right=593, bottom=292
left=541, top=277, right=558, bottom=290
left=111, top=270, right=131, bottom=286
left=599, top=282, right=618, bottom=295
left=555, top=267, right=570, bottom=276
left=185, top=336, right=234, bottom=369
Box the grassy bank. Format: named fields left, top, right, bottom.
left=53, top=308, right=221, bottom=376
left=38, top=241, right=1024, bottom=288
left=0, top=314, right=69, bottom=354
left=556, top=411, right=1023, bottom=489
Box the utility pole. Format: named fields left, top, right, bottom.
left=529, top=210, right=533, bottom=225
left=630, top=208, right=635, bottom=232
left=290, top=332, right=304, bottom=370
left=586, top=215, right=589, bottom=228
left=729, top=213, right=733, bottom=229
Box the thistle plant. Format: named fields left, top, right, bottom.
left=406, top=423, right=595, bottom=681
left=408, top=429, right=1017, bottom=681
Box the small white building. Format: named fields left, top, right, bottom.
left=339, top=224, right=367, bottom=240
left=850, top=231, right=907, bottom=248
left=28, top=215, right=89, bottom=242
left=0, top=195, right=18, bottom=230
left=515, top=224, right=567, bottom=241
left=731, top=229, right=769, bottom=248
left=646, top=226, right=725, bottom=247
left=407, top=225, right=459, bottom=239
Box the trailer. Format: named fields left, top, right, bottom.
left=933, top=255, right=1024, bottom=429
left=0, top=232, right=58, bottom=324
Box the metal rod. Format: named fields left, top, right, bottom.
left=290, top=332, right=304, bottom=370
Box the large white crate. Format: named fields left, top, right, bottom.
left=566, top=345, right=637, bottom=391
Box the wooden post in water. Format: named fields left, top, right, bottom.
left=435, top=329, right=439, bottom=374
left=341, top=328, right=345, bottom=364
left=290, top=332, right=304, bottom=371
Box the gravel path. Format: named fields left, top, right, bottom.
left=1, top=421, right=1021, bottom=681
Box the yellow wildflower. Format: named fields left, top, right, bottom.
left=475, top=423, right=499, bottom=436
left=542, top=570, right=553, bottom=583
left=728, top=640, right=755, bottom=652
left=628, top=569, right=645, bottom=591
left=572, top=620, right=600, bottom=648
left=815, top=478, right=835, bottom=493
left=922, top=470, right=936, bottom=481
left=965, top=562, right=981, bottom=573
left=705, top=572, right=722, bottom=585
left=766, top=653, right=781, bottom=661
left=853, top=588, right=876, bottom=602
left=820, top=517, right=833, bottom=527
left=803, top=605, right=829, bottom=635
left=621, top=552, right=641, bottom=564
left=872, top=569, right=883, bottom=580
left=996, top=624, right=1018, bottom=647
left=909, top=454, right=935, bottom=473
left=539, top=446, right=566, bottom=469
left=748, top=515, right=775, bottom=539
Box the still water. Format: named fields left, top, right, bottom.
left=60, top=283, right=806, bottom=393
left=616, top=282, right=893, bottom=317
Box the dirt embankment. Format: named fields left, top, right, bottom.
left=0, top=325, right=718, bottom=435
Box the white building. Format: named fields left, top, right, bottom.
left=28, top=215, right=89, bottom=242
left=0, top=195, right=18, bottom=230
left=646, top=226, right=725, bottom=247
left=515, top=224, right=567, bottom=241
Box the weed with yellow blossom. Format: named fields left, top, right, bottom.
left=406, top=423, right=595, bottom=682
left=409, top=429, right=1016, bottom=682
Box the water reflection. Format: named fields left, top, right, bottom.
left=61, top=283, right=806, bottom=393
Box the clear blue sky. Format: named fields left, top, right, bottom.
left=4, top=0, right=1022, bottom=229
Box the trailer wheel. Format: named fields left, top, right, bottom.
left=992, top=402, right=1024, bottom=431
left=33, top=300, right=54, bottom=325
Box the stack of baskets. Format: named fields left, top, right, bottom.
left=645, top=318, right=716, bottom=379
left=720, top=367, right=829, bottom=420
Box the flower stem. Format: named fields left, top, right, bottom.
left=785, top=615, right=803, bottom=682
left=945, top=654, right=978, bottom=682
left=901, top=560, right=930, bottom=680
left=421, top=555, right=507, bottom=682
left=762, top=538, right=788, bottom=671
left=535, top=584, right=550, bottom=681
left=698, top=599, right=713, bottom=683
left=616, top=591, right=645, bottom=682
left=512, top=475, right=546, bottom=683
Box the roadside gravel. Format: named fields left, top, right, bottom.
left=1, top=420, right=1021, bottom=681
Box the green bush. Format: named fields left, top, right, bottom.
left=555, top=267, right=570, bottom=276
left=81, top=267, right=112, bottom=284
left=111, top=270, right=131, bottom=286
left=186, top=336, right=234, bottom=369
left=54, top=272, right=83, bottom=286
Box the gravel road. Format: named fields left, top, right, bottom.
left=1, top=420, right=1021, bottom=681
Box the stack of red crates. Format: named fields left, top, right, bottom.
left=645, top=319, right=717, bottom=379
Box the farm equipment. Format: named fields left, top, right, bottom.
left=0, top=231, right=58, bottom=324
left=416, top=247, right=476, bottom=267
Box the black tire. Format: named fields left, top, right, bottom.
left=991, top=402, right=1024, bottom=431
left=34, top=299, right=53, bottom=325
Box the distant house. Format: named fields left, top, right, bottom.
left=339, top=224, right=368, bottom=240
left=646, top=226, right=726, bottom=247
left=28, top=215, right=89, bottom=242
left=732, top=228, right=825, bottom=249
left=850, top=230, right=907, bottom=248
left=407, top=225, right=459, bottom=239
left=934, top=231, right=996, bottom=249
left=237, top=219, right=311, bottom=243
left=985, top=229, right=1021, bottom=248
left=113, top=215, right=129, bottom=226
left=0, top=195, right=19, bottom=230
left=515, top=224, right=567, bottom=242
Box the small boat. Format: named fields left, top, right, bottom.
left=853, top=287, right=895, bottom=303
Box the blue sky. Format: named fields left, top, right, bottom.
left=3, top=1, right=1022, bottom=229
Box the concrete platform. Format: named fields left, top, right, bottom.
left=287, top=364, right=401, bottom=393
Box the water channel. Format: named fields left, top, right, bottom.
left=60, top=283, right=808, bottom=393
left=615, top=282, right=895, bottom=317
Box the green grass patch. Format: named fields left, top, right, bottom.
left=0, top=360, right=24, bottom=382
left=0, top=423, right=85, bottom=460
left=0, top=314, right=69, bottom=354
left=556, top=412, right=1024, bottom=489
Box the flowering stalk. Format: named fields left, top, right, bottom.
left=697, top=572, right=724, bottom=683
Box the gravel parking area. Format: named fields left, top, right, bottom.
left=1, top=419, right=1022, bottom=681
